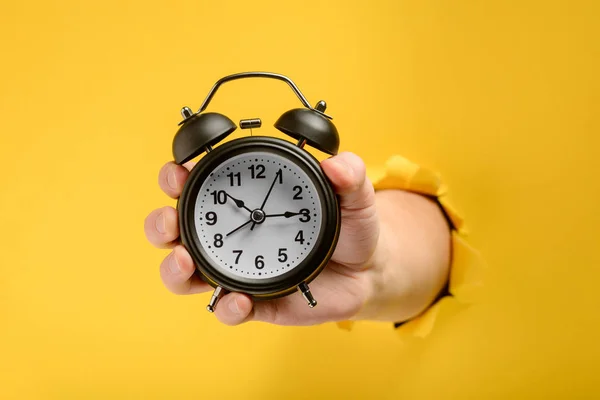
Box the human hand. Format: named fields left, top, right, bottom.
left=144, top=152, right=383, bottom=326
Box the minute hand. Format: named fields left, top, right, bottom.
left=259, top=169, right=282, bottom=210
left=251, top=169, right=282, bottom=231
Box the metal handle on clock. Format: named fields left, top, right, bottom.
left=196, top=72, right=332, bottom=119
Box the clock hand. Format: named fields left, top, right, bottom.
left=251, top=169, right=282, bottom=231
left=224, top=192, right=252, bottom=213
left=259, top=169, right=282, bottom=210
left=265, top=211, right=303, bottom=218
left=226, top=219, right=253, bottom=237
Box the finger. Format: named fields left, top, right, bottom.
left=213, top=292, right=254, bottom=326
left=321, top=152, right=379, bottom=268
left=248, top=267, right=365, bottom=326
left=182, top=160, right=196, bottom=171
left=159, top=162, right=190, bottom=199
left=321, top=152, right=375, bottom=211
left=144, top=206, right=180, bottom=248
left=212, top=267, right=365, bottom=327
left=159, top=245, right=211, bottom=295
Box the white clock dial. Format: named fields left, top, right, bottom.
left=193, top=151, right=323, bottom=279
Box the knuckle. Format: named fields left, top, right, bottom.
left=158, top=163, right=171, bottom=185
left=162, top=205, right=177, bottom=219
left=173, top=246, right=193, bottom=274
left=159, top=254, right=190, bottom=295
left=144, top=211, right=159, bottom=237
left=159, top=254, right=174, bottom=282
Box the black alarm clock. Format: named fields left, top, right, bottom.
left=172, top=72, right=341, bottom=313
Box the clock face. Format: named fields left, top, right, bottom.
left=193, top=151, right=323, bottom=280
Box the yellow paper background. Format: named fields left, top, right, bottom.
left=1, top=1, right=598, bottom=398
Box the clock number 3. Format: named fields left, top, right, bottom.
left=299, top=209, right=310, bottom=223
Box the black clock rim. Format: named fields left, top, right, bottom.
left=177, top=136, right=340, bottom=299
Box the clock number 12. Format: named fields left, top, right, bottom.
left=248, top=164, right=266, bottom=179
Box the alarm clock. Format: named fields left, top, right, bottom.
left=172, top=72, right=341, bottom=313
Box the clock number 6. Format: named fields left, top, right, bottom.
left=255, top=255, right=265, bottom=269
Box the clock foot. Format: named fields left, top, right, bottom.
left=206, top=286, right=224, bottom=313
left=298, top=282, right=317, bottom=308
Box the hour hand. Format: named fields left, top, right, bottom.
left=224, top=192, right=252, bottom=213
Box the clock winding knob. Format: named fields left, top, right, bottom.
left=314, top=100, right=327, bottom=112
left=298, top=282, right=317, bottom=308
left=181, top=106, right=194, bottom=119
left=206, top=286, right=225, bottom=312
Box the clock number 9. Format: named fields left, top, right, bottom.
left=255, top=255, right=265, bottom=269
left=205, top=212, right=217, bottom=226
left=299, top=209, right=310, bottom=223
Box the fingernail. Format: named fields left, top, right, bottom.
left=156, top=212, right=166, bottom=234
left=228, top=297, right=240, bottom=315
left=167, top=169, right=177, bottom=190
left=169, top=253, right=181, bottom=274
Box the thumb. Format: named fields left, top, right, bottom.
left=213, top=292, right=254, bottom=326
left=321, top=152, right=374, bottom=210
left=321, top=152, right=378, bottom=268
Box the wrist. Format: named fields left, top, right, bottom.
left=352, top=190, right=452, bottom=323
left=351, top=222, right=406, bottom=322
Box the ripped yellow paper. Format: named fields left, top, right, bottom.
left=337, top=155, right=485, bottom=338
